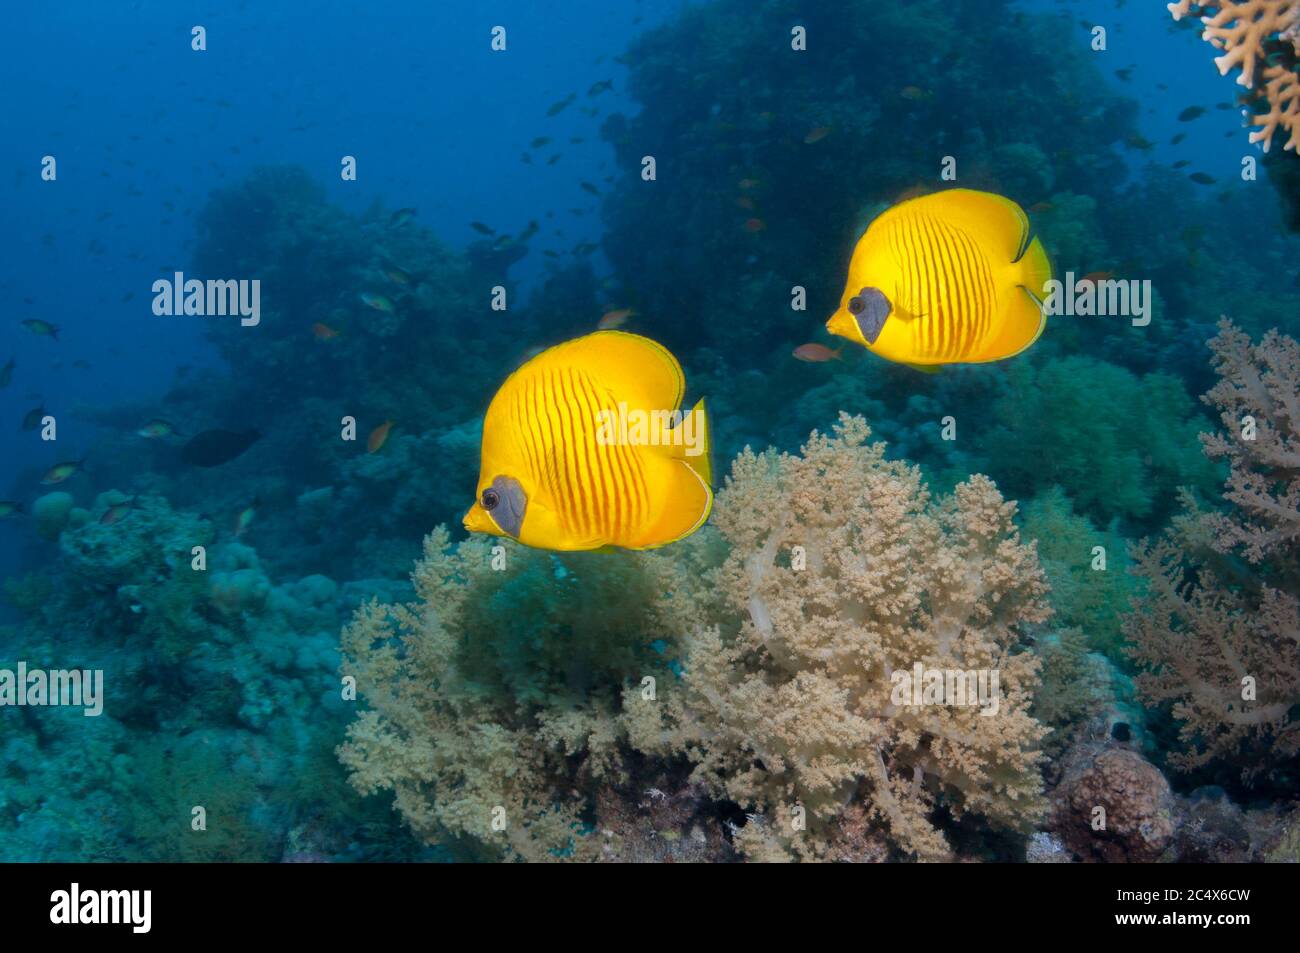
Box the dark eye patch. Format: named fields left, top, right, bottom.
left=485, top=475, right=527, bottom=538
left=850, top=286, right=891, bottom=344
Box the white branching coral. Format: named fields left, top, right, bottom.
left=631, top=414, right=1052, bottom=860
left=1170, top=0, right=1300, bottom=151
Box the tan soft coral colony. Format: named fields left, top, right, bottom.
left=341, top=415, right=1056, bottom=861
left=1169, top=0, right=1300, bottom=151
left=630, top=415, right=1053, bottom=860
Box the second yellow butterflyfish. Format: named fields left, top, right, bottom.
left=463, top=331, right=712, bottom=551
left=826, top=188, right=1053, bottom=368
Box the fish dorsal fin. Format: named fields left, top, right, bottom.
left=908, top=188, right=1033, bottom=266
left=547, top=330, right=685, bottom=410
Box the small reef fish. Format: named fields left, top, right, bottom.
left=233, top=500, right=257, bottom=538
left=99, top=497, right=137, bottom=526
left=793, top=343, right=843, bottom=363
left=22, top=319, right=60, bottom=340
left=22, top=405, right=45, bottom=431
left=181, top=428, right=261, bottom=467
left=464, top=331, right=712, bottom=551
left=312, top=322, right=341, bottom=340
left=734, top=195, right=756, bottom=210
left=899, top=86, right=931, bottom=101
left=1189, top=172, right=1216, bottom=185
left=388, top=207, right=416, bottom=228
left=587, top=79, right=613, bottom=96
left=0, top=501, right=24, bottom=519
left=1077, top=271, right=1115, bottom=288
left=0, top=357, right=13, bottom=388
left=137, top=418, right=177, bottom=438
left=803, top=125, right=832, bottom=144
left=367, top=420, right=394, bottom=454
left=384, top=267, right=411, bottom=285
left=826, top=188, right=1053, bottom=368
left=546, top=93, right=576, bottom=116
left=580, top=181, right=600, bottom=195
left=743, top=217, right=766, bottom=233
left=41, top=459, right=85, bottom=485
left=360, top=292, right=394, bottom=313
left=530, top=137, right=552, bottom=148
left=598, top=308, right=634, bottom=330
left=1177, top=105, right=1206, bottom=121
left=470, top=222, right=495, bottom=235
left=738, top=178, right=761, bottom=190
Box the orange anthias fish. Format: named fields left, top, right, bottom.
left=1078, top=271, right=1115, bottom=288
left=743, top=218, right=766, bottom=233
left=100, top=497, right=137, bottom=526
left=803, top=126, right=832, bottom=144
left=793, top=343, right=843, bottom=363
left=734, top=195, right=755, bottom=210
left=368, top=420, right=394, bottom=454
left=312, top=322, right=341, bottom=340
left=598, top=308, right=634, bottom=330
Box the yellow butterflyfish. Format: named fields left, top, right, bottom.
left=826, top=188, right=1053, bottom=368
left=463, top=330, right=712, bottom=551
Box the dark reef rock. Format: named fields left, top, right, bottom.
left=1051, top=743, right=1175, bottom=863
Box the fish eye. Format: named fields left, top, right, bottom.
left=481, top=488, right=500, bottom=511
left=848, top=295, right=866, bottom=315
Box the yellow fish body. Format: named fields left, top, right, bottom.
left=826, top=189, right=1053, bottom=367
left=464, top=331, right=712, bottom=551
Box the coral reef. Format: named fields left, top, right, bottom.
left=1018, top=487, right=1142, bottom=657
left=1051, top=743, right=1175, bottom=862
left=338, top=529, right=696, bottom=862
left=340, top=416, right=1056, bottom=862
left=0, top=490, right=412, bottom=862
left=1199, top=320, right=1300, bottom=564
left=642, top=416, right=1051, bottom=861
left=984, top=357, right=1219, bottom=528
left=1126, top=321, right=1300, bottom=782
left=1169, top=0, right=1300, bottom=151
